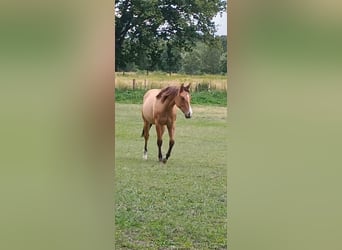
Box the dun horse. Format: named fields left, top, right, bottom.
left=141, top=84, right=192, bottom=163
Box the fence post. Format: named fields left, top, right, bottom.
left=144, top=79, right=147, bottom=89
left=132, top=79, right=136, bottom=90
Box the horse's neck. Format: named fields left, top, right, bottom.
left=160, top=96, right=176, bottom=113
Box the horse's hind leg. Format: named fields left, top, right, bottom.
left=142, top=122, right=152, bottom=160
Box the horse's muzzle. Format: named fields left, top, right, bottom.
left=185, top=107, right=192, bottom=119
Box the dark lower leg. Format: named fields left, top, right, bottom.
left=157, top=139, right=163, bottom=161
left=143, top=123, right=150, bottom=154
left=165, top=140, right=175, bottom=160
left=144, top=135, right=149, bottom=154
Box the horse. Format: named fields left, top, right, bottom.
left=141, top=83, right=192, bottom=163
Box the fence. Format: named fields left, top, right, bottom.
left=118, top=79, right=227, bottom=92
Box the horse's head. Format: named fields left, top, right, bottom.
left=175, top=83, right=192, bottom=119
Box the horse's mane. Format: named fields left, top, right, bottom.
left=156, top=86, right=179, bottom=103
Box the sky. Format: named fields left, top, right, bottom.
left=213, top=11, right=227, bottom=36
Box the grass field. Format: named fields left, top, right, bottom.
left=115, top=88, right=227, bottom=107
left=115, top=103, right=228, bottom=249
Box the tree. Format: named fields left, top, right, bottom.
left=115, top=0, right=227, bottom=71
left=181, top=36, right=227, bottom=75
left=160, top=41, right=182, bottom=75
left=181, top=42, right=203, bottom=75
left=219, top=52, right=227, bottom=73
left=219, top=35, right=227, bottom=53
left=201, top=37, right=223, bottom=74
left=135, top=40, right=164, bottom=74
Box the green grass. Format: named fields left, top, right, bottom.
left=115, top=88, right=227, bottom=107
left=115, top=103, right=227, bottom=249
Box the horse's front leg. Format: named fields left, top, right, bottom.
left=164, top=123, right=175, bottom=163
left=155, top=124, right=165, bottom=162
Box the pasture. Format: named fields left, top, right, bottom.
left=115, top=103, right=228, bottom=249
left=115, top=88, right=227, bottom=107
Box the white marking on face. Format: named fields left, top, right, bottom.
left=185, top=94, right=192, bottom=117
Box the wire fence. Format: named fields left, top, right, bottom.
left=116, top=78, right=227, bottom=93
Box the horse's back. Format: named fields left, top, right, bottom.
left=142, top=89, right=160, bottom=124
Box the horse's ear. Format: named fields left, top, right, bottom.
left=179, top=83, right=185, bottom=93
left=185, top=83, right=191, bottom=91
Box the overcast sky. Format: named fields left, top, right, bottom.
left=213, top=11, right=227, bottom=36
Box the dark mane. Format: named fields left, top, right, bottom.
left=156, top=86, right=179, bottom=103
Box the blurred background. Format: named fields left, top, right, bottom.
left=0, top=1, right=114, bottom=249
left=229, top=1, right=342, bottom=249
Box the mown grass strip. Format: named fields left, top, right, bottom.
left=115, top=88, right=227, bottom=107
left=115, top=103, right=227, bottom=249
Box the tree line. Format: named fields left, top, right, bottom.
left=115, top=0, right=227, bottom=75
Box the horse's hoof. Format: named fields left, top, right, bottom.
left=162, top=158, right=167, bottom=164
